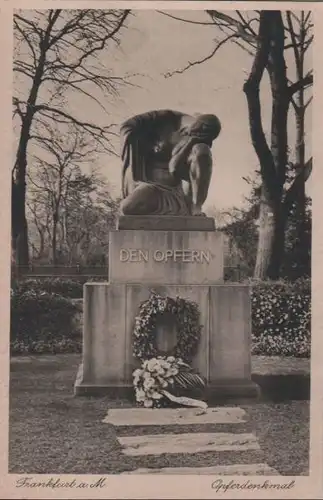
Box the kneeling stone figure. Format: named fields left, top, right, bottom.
left=119, top=109, right=221, bottom=217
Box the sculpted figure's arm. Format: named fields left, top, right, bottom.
left=168, top=136, right=201, bottom=180
left=169, top=114, right=221, bottom=215
left=168, top=114, right=220, bottom=180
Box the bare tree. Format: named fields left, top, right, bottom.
left=27, top=125, right=96, bottom=264
left=27, top=196, right=50, bottom=260
left=285, top=12, right=312, bottom=268
left=161, top=10, right=312, bottom=279
left=61, top=185, right=119, bottom=266
left=12, top=9, right=131, bottom=266
left=242, top=11, right=312, bottom=279
left=27, top=131, right=119, bottom=266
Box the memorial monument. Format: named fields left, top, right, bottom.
left=74, top=109, right=259, bottom=401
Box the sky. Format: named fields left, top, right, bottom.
left=15, top=9, right=313, bottom=212
left=94, top=9, right=272, bottom=211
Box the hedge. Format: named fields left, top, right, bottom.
left=10, top=288, right=82, bottom=354
left=250, top=279, right=310, bottom=358
left=11, top=276, right=110, bottom=299
left=10, top=278, right=311, bottom=357
left=12, top=278, right=85, bottom=299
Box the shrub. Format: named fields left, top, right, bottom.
left=10, top=288, right=82, bottom=354
left=12, top=276, right=108, bottom=299
left=11, top=277, right=311, bottom=358
left=250, top=278, right=311, bottom=358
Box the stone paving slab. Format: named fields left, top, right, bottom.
left=122, top=463, right=279, bottom=475
left=103, top=407, right=247, bottom=426
left=118, top=432, right=260, bottom=456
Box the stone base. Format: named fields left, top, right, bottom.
left=74, top=364, right=260, bottom=401
left=117, top=215, right=215, bottom=231
left=74, top=282, right=259, bottom=401
left=205, top=379, right=261, bottom=402
left=74, top=364, right=134, bottom=398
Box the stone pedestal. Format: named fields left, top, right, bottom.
left=74, top=215, right=259, bottom=400
left=109, top=230, right=224, bottom=285
left=117, top=215, right=216, bottom=231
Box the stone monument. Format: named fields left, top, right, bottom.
left=74, top=109, right=259, bottom=400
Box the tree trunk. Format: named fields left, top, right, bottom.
left=12, top=173, right=29, bottom=267
left=262, top=88, right=289, bottom=280
left=294, top=108, right=306, bottom=277
left=267, top=204, right=287, bottom=280
left=254, top=186, right=288, bottom=280
left=12, top=118, right=34, bottom=266
left=293, top=88, right=307, bottom=274
left=37, top=228, right=45, bottom=259
left=254, top=185, right=275, bottom=279
left=51, top=215, right=58, bottom=266
left=244, top=11, right=289, bottom=280
left=12, top=37, right=48, bottom=266
left=291, top=12, right=307, bottom=278
left=265, top=14, right=289, bottom=279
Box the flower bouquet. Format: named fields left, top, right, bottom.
left=133, top=355, right=207, bottom=409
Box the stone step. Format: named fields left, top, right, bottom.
left=121, top=463, right=279, bottom=475
left=103, top=407, right=247, bottom=426
left=118, top=432, right=260, bottom=456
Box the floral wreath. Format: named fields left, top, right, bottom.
left=132, top=291, right=207, bottom=409
left=133, top=291, right=202, bottom=362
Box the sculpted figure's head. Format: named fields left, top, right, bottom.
left=188, top=114, right=221, bottom=144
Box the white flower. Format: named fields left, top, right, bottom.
left=147, top=359, right=158, bottom=372
left=151, top=391, right=162, bottom=400
left=135, top=389, right=146, bottom=402
left=144, top=399, right=153, bottom=408
left=167, top=356, right=175, bottom=363
left=133, top=368, right=142, bottom=378
left=143, top=378, right=155, bottom=390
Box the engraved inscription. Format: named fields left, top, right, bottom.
left=119, top=249, right=210, bottom=263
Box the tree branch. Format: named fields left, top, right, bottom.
left=286, top=12, right=301, bottom=76
left=14, top=13, right=43, bottom=37
left=34, top=105, right=115, bottom=136
left=165, top=33, right=238, bottom=78
left=235, top=11, right=258, bottom=38
left=12, top=97, right=25, bottom=120
left=14, top=18, right=38, bottom=70
left=48, top=10, right=130, bottom=71
left=284, top=157, right=312, bottom=213
left=305, top=95, right=313, bottom=109
left=207, top=10, right=257, bottom=45
left=288, top=72, right=313, bottom=96
left=157, top=10, right=215, bottom=26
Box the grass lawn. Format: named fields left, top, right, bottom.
left=9, top=354, right=309, bottom=475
